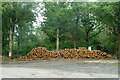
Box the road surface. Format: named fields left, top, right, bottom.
left=1, top=59, right=118, bottom=78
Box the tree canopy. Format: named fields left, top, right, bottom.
left=2, top=2, right=120, bottom=58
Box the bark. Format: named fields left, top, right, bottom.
left=20, top=34, right=22, bottom=45
left=118, top=25, right=120, bottom=59
left=20, top=27, right=22, bottom=46
left=118, top=33, right=120, bottom=59
left=9, top=26, right=13, bottom=57
left=86, top=31, right=89, bottom=48
left=17, top=26, right=22, bottom=48
left=56, top=28, right=59, bottom=51
left=74, top=40, right=76, bottom=49
left=8, top=18, right=13, bottom=57
left=12, top=25, right=14, bottom=46
left=113, top=45, right=117, bottom=56
left=18, top=41, right=20, bottom=48
left=74, top=16, right=79, bottom=49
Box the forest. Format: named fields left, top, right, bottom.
left=1, top=2, right=120, bottom=58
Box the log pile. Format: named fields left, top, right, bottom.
left=0, top=55, right=10, bottom=61
left=17, top=47, right=116, bottom=60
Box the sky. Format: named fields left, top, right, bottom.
left=33, top=0, right=98, bottom=28
left=33, top=3, right=45, bottom=28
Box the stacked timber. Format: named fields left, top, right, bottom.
left=17, top=47, right=116, bottom=60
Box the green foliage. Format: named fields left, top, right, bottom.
left=2, top=2, right=119, bottom=57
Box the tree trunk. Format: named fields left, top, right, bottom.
left=74, top=16, right=79, bottom=49
left=118, top=33, right=120, bottom=59
left=74, top=40, right=76, bottom=49
left=18, top=26, right=22, bottom=48
left=113, top=46, right=116, bottom=56
left=20, top=27, right=22, bottom=46
left=20, top=34, right=22, bottom=45
left=9, top=26, right=13, bottom=57
left=18, top=41, right=20, bottom=48
left=86, top=31, right=89, bottom=48
left=12, top=25, right=14, bottom=46
left=56, top=28, right=59, bottom=51
left=8, top=18, right=13, bottom=58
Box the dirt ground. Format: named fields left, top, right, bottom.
left=1, top=59, right=118, bottom=78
